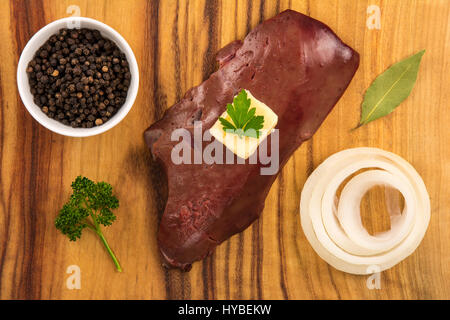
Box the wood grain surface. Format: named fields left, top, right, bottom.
left=0, top=0, right=449, bottom=300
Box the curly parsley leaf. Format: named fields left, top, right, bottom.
left=219, top=89, right=265, bottom=138
left=55, top=176, right=122, bottom=272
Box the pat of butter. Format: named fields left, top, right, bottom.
left=209, top=90, right=278, bottom=159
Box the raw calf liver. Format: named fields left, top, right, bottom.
left=144, top=10, right=359, bottom=270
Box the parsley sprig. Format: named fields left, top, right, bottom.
left=219, top=89, right=264, bottom=138
left=55, top=176, right=122, bottom=272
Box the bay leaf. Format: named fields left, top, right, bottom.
left=359, top=49, right=425, bottom=127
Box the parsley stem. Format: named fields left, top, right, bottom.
left=86, top=209, right=122, bottom=272
left=85, top=223, right=97, bottom=231
left=96, top=228, right=122, bottom=272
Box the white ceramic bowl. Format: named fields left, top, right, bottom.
left=17, top=17, right=139, bottom=137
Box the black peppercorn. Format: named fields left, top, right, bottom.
left=26, top=28, right=131, bottom=128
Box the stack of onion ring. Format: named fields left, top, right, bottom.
left=300, top=148, right=430, bottom=274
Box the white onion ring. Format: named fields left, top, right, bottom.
left=299, top=148, right=430, bottom=274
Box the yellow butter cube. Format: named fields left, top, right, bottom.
left=209, top=90, right=278, bottom=159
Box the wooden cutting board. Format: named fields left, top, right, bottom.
left=0, top=0, right=448, bottom=300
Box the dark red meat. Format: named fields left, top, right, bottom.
left=145, top=10, right=359, bottom=270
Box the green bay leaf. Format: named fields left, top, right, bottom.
left=359, top=49, right=425, bottom=126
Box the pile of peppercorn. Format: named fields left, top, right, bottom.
left=26, top=28, right=131, bottom=128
